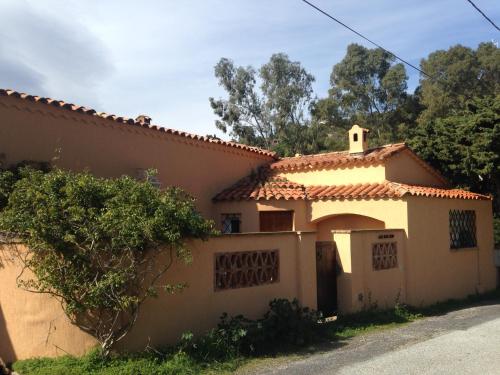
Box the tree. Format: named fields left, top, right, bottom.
left=413, top=42, right=500, bottom=245
left=409, top=95, right=500, bottom=245
left=0, top=168, right=215, bottom=355
left=318, top=43, right=409, bottom=146
left=418, top=42, right=500, bottom=125
left=209, top=53, right=316, bottom=154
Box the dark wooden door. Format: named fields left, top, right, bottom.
left=259, top=211, right=293, bottom=232
left=316, top=241, right=337, bottom=316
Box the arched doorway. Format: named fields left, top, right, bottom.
left=316, top=214, right=385, bottom=241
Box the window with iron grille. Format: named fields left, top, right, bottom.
left=214, top=250, right=279, bottom=291
left=221, top=214, right=241, bottom=234
left=449, top=210, right=477, bottom=249
left=372, top=242, right=398, bottom=270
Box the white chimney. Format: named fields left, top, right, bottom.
left=348, top=124, right=369, bottom=154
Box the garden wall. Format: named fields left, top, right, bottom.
left=0, top=231, right=317, bottom=362
left=333, top=229, right=407, bottom=313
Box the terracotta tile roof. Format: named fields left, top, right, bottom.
left=270, top=143, right=408, bottom=171
left=0, top=88, right=276, bottom=158
left=213, top=169, right=306, bottom=201
left=391, top=182, right=491, bottom=200
left=306, top=183, right=401, bottom=200
left=213, top=172, right=490, bottom=202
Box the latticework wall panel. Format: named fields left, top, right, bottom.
left=215, top=250, right=279, bottom=291
left=372, top=242, right=398, bottom=270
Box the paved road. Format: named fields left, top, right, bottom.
left=248, top=302, right=500, bottom=375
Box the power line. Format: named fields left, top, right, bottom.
left=465, top=0, right=500, bottom=32
left=300, top=0, right=434, bottom=79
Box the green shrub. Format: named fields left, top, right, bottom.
left=181, top=298, right=322, bottom=358
left=0, top=167, right=216, bottom=355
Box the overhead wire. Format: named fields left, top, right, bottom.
left=465, top=0, right=500, bottom=32
left=300, top=0, right=436, bottom=79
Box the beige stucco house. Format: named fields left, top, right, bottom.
left=0, top=89, right=497, bottom=362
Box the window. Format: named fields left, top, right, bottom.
left=353, top=133, right=358, bottom=142
left=221, top=213, right=241, bottom=234
left=449, top=210, right=477, bottom=249
left=214, top=250, right=279, bottom=291
left=372, top=242, right=398, bottom=270
left=259, top=211, right=293, bottom=232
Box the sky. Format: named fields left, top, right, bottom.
left=0, top=0, right=498, bottom=139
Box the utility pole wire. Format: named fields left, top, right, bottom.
left=465, top=0, right=500, bottom=32
left=300, top=0, right=435, bottom=80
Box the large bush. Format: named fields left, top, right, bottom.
left=0, top=167, right=215, bottom=354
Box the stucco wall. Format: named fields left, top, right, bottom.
left=0, top=97, right=272, bottom=217
left=384, top=151, right=446, bottom=187
left=275, top=164, right=386, bottom=186
left=405, top=197, right=496, bottom=306
left=316, top=214, right=385, bottom=241
left=0, top=232, right=317, bottom=362
left=333, top=230, right=406, bottom=314
left=0, top=244, right=97, bottom=363
left=309, top=198, right=408, bottom=229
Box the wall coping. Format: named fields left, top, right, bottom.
left=331, top=228, right=405, bottom=234
left=220, top=230, right=316, bottom=237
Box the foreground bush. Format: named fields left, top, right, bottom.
left=0, top=167, right=215, bottom=354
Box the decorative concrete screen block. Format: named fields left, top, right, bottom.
left=449, top=210, right=477, bottom=249
left=215, top=250, right=279, bottom=291
left=372, top=242, right=398, bottom=270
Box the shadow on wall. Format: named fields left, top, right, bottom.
left=0, top=303, right=16, bottom=365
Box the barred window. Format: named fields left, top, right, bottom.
left=215, top=250, right=279, bottom=291
left=372, top=242, right=398, bottom=270
left=221, top=214, right=241, bottom=234
left=449, top=210, right=477, bottom=249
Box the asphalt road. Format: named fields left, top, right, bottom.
left=248, top=302, right=500, bottom=375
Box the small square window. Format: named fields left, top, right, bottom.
left=222, top=214, right=241, bottom=234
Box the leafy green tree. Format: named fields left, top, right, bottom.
left=418, top=42, right=499, bottom=125
left=413, top=42, right=499, bottom=245
left=209, top=53, right=316, bottom=154
left=0, top=168, right=215, bottom=354
left=409, top=95, right=500, bottom=244
left=318, top=43, right=409, bottom=146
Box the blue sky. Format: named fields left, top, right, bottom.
left=0, top=0, right=498, bottom=138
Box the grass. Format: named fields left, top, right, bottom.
left=13, top=349, right=244, bottom=375
left=13, top=289, right=500, bottom=375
